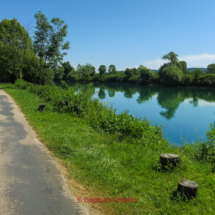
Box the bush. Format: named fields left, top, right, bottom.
left=160, top=66, right=183, bottom=86
left=151, top=72, right=159, bottom=83
left=182, top=74, right=194, bottom=86
left=14, top=79, right=28, bottom=89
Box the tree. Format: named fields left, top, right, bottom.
left=108, top=64, right=117, bottom=74
left=193, top=68, right=203, bottom=80
left=76, top=63, right=95, bottom=80
left=85, top=63, right=96, bottom=76
left=33, top=11, right=70, bottom=85
left=0, top=18, right=33, bottom=80
left=124, top=68, right=133, bottom=77
left=160, top=65, right=183, bottom=86
left=179, top=61, right=187, bottom=74
left=98, top=65, right=106, bottom=76
left=207, top=64, right=215, bottom=74
left=138, top=65, right=152, bottom=83
left=62, top=61, right=73, bottom=80
left=162, top=51, right=179, bottom=66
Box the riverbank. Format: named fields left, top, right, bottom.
left=0, top=83, right=215, bottom=215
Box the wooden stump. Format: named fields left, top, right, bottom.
left=160, top=153, right=179, bottom=167
left=177, top=180, right=199, bottom=198
left=38, top=104, right=46, bottom=111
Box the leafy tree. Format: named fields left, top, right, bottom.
left=182, top=74, right=194, bottom=86
left=33, top=11, right=70, bottom=85
left=98, top=65, right=106, bottom=76
left=138, top=65, right=152, bottom=83
left=162, top=51, right=179, bottom=66
left=160, top=65, right=183, bottom=86
left=207, top=64, right=215, bottom=74
left=62, top=61, right=73, bottom=80
left=76, top=63, right=95, bottom=80
left=85, top=63, right=96, bottom=76
left=124, top=68, right=133, bottom=77
left=22, top=49, right=41, bottom=83
left=179, top=61, right=187, bottom=74
left=158, top=63, right=171, bottom=79
left=0, top=18, right=32, bottom=80
left=54, top=66, right=64, bottom=80
left=193, top=68, right=203, bottom=80
left=108, top=64, right=117, bottom=74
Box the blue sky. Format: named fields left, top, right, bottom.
left=1, top=0, right=215, bottom=70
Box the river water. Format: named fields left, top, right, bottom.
left=60, top=82, right=215, bottom=145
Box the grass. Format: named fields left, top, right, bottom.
left=1, top=83, right=215, bottom=215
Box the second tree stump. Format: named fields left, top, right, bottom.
left=177, top=180, right=199, bottom=198
left=160, top=153, right=179, bottom=167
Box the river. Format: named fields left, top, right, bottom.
left=59, top=82, right=215, bottom=145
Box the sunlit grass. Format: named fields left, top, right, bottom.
left=1, top=83, right=215, bottom=215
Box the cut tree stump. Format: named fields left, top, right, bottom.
left=38, top=104, right=46, bottom=111
left=160, top=153, right=179, bottom=167
left=177, top=180, right=199, bottom=198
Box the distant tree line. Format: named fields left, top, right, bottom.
left=0, top=15, right=215, bottom=87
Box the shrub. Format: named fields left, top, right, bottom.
left=14, top=79, right=28, bottom=89
left=182, top=74, right=194, bottom=86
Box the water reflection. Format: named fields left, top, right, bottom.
left=64, top=82, right=215, bottom=120
left=56, top=81, right=215, bottom=144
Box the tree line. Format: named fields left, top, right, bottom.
left=1, top=13, right=215, bottom=87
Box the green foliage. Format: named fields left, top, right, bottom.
left=14, top=79, right=28, bottom=89
left=162, top=51, right=179, bottom=66
left=151, top=72, right=159, bottom=83
left=98, top=65, right=106, bottom=76
left=26, top=83, right=165, bottom=143
left=108, top=64, right=117, bottom=74
left=193, top=68, right=203, bottom=80
left=179, top=61, right=187, bottom=74
left=76, top=64, right=95, bottom=81
left=61, top=61, right=74, bottom=80
left=158, top=63, right=171, bottom=79
left=160, top=66, right=183, bottom=86
left=33, top=11, right=70, bottom=85
left=182, top=74, right=194, bottom=86
left=138, top=66, right=152, bottom=83
left=207, top=64, right=215, bottom=74
left=124, top=68, right=133, bottom=77
left=0, top=18, right=32, bottom=81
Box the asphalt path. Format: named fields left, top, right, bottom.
left=0, top=90, right=88, bottom=215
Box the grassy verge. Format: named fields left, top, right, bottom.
left=1, top=83, right=215, bottom=215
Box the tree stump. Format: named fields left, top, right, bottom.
left=177, top=180, right=199, bottom=198
left=160, top=153, right=179, bottom=167
left=38, top=104, right=46, bottom=111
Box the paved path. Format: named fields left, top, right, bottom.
left=0, top=90, right=88, bottom=215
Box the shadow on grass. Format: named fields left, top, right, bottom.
left=170, top=190, right=198, bottom=203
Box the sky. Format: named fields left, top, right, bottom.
left=1, top=0, right=215, bottom=71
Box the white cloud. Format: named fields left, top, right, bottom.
left=143, top=53, right=215, bottom=70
